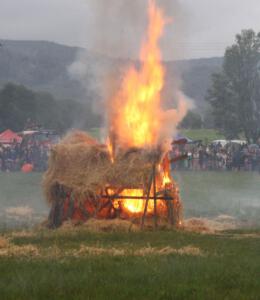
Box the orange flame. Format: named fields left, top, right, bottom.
left=106, top=137, right=114, bottom=162
left=111, top=0, right=166, bottom=148
left=113, top=188, right=166, bottom=215
left=107, top=1, right=174, bottom=215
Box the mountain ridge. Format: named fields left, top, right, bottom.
left=0, top=39, right=223, bottom=111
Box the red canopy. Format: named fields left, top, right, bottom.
left=0, top=129, right=22, bottom=144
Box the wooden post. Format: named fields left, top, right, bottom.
left=153, top=163, right=157, bottom=229
left=141, top=168, right=154, bottom=229
left=67, top=192, right=75, bottom=220
left=79, top=202, right=88, bottom=221
left=168, top=196, right=174, bottom=226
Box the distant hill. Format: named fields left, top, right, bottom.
left=0, top=39, right=223, bottom=112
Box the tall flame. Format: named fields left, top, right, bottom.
left=110, top=0, right=166, bottom=148
left=107, top=1, right=178, bottom=215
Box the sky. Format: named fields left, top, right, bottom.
left=0, top=0, right=259, bottom=60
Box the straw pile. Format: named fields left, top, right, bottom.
left=43, top=131, right=154, bottom=204
left=43, top=131, right=111, bottom=204
left=108, top=147, right=153, bottom=189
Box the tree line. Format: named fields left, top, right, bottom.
left=0, top=83, right=101, bottom=133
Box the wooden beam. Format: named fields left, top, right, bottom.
left=141, top=167, right=154, bottom=229
left=153, top=164, right=157, bottom=229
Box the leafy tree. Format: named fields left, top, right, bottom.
left=0, top=83, right=36, bottom=131
left=207, top=29, right=260, bottom=142
left=180, top=110, right=203, bottom=129
left=0, top=83, right=102, bottom=133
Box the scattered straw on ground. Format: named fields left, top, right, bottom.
left=58, top=219, right=140, bottom=233
left=182, top=215, right=238, bottom=234
left=231, top=233, right=260, bottom=239
left=9, top=230, right=37, bottom=239
left=0, top=238, right=39, bottom=258
left=134, top=245, right=204, bottom=256
left=0, top=233, right=204, bottom=258
left=83, top=219, right=140, bottom=232
left=5, top=206, right=34, bottom=219
left=0, top=244, right=204, bottom=258
left=0, top=237, right=10, bottom=248
left=70, top=245, right=126, bottom=257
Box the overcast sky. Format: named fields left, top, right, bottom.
left=0, top=0, right=259, bottom=60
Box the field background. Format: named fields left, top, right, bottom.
left=1, top=171, right=260, bottom=228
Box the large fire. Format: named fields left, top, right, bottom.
left=46, top=0, right=185, bottom=229
left=107, top=0, right=176, bottom=216
left=110, top=0, right=166, bottom=148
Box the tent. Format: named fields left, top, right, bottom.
left=0, top=129, right=22, bottom=144
left=172, top=134, right=193, bottom=145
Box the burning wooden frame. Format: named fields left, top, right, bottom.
left=44, top=132, right=183, bottom=229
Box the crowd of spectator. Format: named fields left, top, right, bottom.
left=172, top=142, right=260, bottom=172
left=0, top=139, right=50, bottom=172
left=0, top=119, right=54, bottom=172
left=1, top=128, right=260, bottom=173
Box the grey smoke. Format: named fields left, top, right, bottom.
left=68, top=0, right=190, bottom=129
left=80, top=0, right=186, bottom=60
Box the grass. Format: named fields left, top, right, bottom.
left=0, top=228, right=260, bottom=300
left=0, top=171, right=260, bottom=299
left=180, top=129, right=225, bottom=143
left=176, top=171, right=260, bottom=221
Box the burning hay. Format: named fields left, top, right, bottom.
left=43, top=130, right=182, bottom=228
left=107, top=148, right=154, bottom=189
left=43, top=131, right=155, bottom=204
left=42, top=0, right=185, bottom=229
left=43, top=131, right=111, bottom=204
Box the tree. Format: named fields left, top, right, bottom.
left=207, top=29, right=260, bottom=142
left=0, top=83, right=37, bottom=131
left=180, top=110, right=203, bottom=129
left=0, top=83, right=102, bottom=133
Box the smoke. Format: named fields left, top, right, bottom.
left=159, top=91, right=193, bottom=144
left=68, top=0, right=191, bottom=139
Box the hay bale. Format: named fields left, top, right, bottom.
left=43, top=131, right=155, bottom=205
left=107, top=148, right=154, bottom=189
left=61, top=130, right=99, bottom=146
left=43, top=131, right=111, bottom=204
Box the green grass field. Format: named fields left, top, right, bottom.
left=1, top=228, right=260, bottom=300
left=0, top=171, right=260, bottom=299
left=180, top=129, right=225, bottom=143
